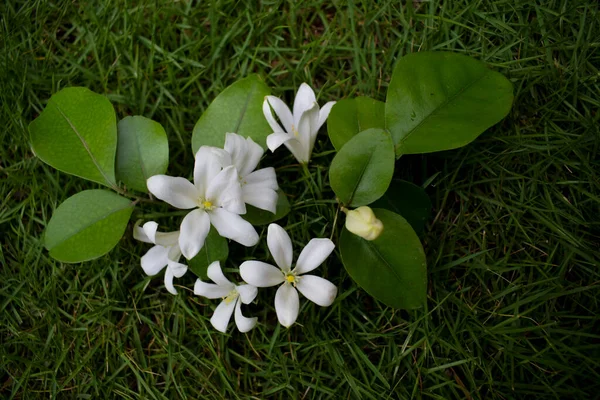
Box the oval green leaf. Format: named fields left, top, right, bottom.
left=116, top=116, right=169, bottom=192
left=329, top=128, right=394, bottom=207
left=44, top=189, right=134, bottom=263
left=386, top=52, right=513, bottom=156
left=242, top=190, right=291, bottom=226
left=340, top=208, right=427, bottom=309
left=29, top=87, right=117, bottom=187
left=191, top=75, right=271, bottom=153
left=188, top=227, right=229, bottom=280
left=371, top=180, right=431, bottom=235
left=328, top=96, right=385, bottom=151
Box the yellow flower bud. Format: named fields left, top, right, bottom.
left=344, top=206, right=384, bottom=241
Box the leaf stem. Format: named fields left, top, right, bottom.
left=110, top=184, right=156, bottom=204
left=133, top=210, right=190, bottom=220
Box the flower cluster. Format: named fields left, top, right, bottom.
left=135, top=84, right=340, bottom=332
left=195, top=224, right=336, bottom=332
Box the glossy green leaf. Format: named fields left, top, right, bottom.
left=340, top=208, right=427, bottom=309
left=242, top=190, right=291, bottom=225
left=188, top=227, right=229, bottom=280
left=29, top=87, right=117, bottom=187
left=371, top=180, right=431, bottom=234
left=386, top=52, right=513, bottom=156
left=328, top=97, right=385, bottom=151
left=116, top=116, right=169, bottom=192
left=329, top=128, right=395, bottom=207
left=44, top=190, right=134, bottom=263
left=191, top=75, right=271, bottom=153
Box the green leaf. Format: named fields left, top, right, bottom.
left=386, top=52, right=513, bottom=156
left=191, top=75, right=271, bottom=153
left=329, top=128, right=395, bottom=207
left=188, top=227, right=229, bottom=280
left=340, top=208, right=427, bottom=309
left=328, top=97, right=385, bottom=151
left=44, top=189, right=134, bottom=263
left=29, top=87, right=117, bottom=187
left=116, top=116, right=169, bottom=192
left=242, top=190, right=291, bottom=225
left=371, top=180, right=432, bottom=235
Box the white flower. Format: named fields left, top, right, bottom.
left=224, top=132, right=279, bottom=213
left=239, top=223, right=337, bottom=327
left=147, top=146, right=259, bottom=260
left=262, top=83, right=336, bottom=164
left=194, top=261, right=258, bottom=333
left=133, top=221, right=188, bottom=295
left=344, top=206, right=384, bottom=241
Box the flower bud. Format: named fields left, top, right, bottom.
left=344, top=206, right=384, bottom=241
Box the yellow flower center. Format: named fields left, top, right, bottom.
left=284, top=272, right=299, bottom=287
left=291, top=124, right=299, bottom=137
left=198, top=198, right=215, bottom=210
left=223, top=289, right=238, bottom=304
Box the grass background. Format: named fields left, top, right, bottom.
left=2, top=0, right=600, bottom=398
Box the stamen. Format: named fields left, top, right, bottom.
left=198, top=198, right=215, bottom=210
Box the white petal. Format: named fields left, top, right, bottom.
left=207, top=261, right=233, bottom=287
left=141, top=221, right=159, bottom=244
left=234, top=300, right=257, bottom=333
left=208, top=208, right=259, bottom=247
left=164, top=267, right=178, bottom=295
left=297, top=104, right=320, bottom=160
left=147, top=175, right=199, bottom=209
left=274, top=284, right=300, bottom=328
left=317, top=101, right=336, bottom=131
left=296, top=275, right=337, bottom=307
left=141, top=245, right=169, bottom=276
left=194, top=279, right=232, bottom=299
left=243, top=186, right=278, bottom=214
left=135, top=222, right=180, bottom=248
left=193, top=146, right=232, bottom=195
left=168, top=261, right=188, bottom=278
left=283, top=139, right=309, bottom=164
left=293, top=83, right=317, bottom=125
left=266, top=132, right=308, bottom=163
left=266, top=132, right=294, bottom=152
left=267, top=223, right=293, bottom=271
left=244, top=167, right=278, bottom=190
left=239, top=261, right=285, bottom=287
left=133, top=221, right=153, bottom=243
left=167, top=244, right=182, bottom=262
left=224, top=132, right=248, bottom=173
left=294, top=238, right=335, bottom=274
left=206, top=165, right=245, bottom=215
left=210, top=299, right=236, bottom=333
left=225, top=133, right=264, bottom=177
left=179, top=209, right=211, bottom=259
left=240, top=137, right=264, bottom=177
left=236, top=284, right=258, bottom=304
left=156, top=231, right=180, bottom=248
left=264, top=96, right=294, bottom=133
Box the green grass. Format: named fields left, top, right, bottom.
left=2, top=0, right=600, bottom=398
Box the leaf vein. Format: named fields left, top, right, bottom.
left=48, top=201, right=134, bottom=250
left=54, top=101, right=116, bottom=187
left=395, top=70, right=490, bottom=152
